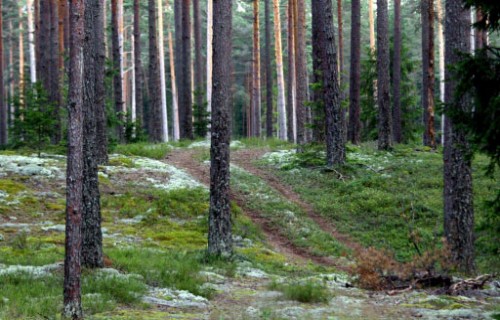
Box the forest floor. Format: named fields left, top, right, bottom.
left=0, top=140, right=499, bottom=319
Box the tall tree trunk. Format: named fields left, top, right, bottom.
left=35, top=0, right=41, bottom=78
left=63, top=0, right=85, bottom=317
left=286, top=1, right=296, bottom=142
left=444, top=0, right=474, bottom=274
left=252, top=0, right=261, bottom=137
left=311, top=0, right=324, bottom=142
left=148, top=0, right=163, bottom=142
left=273, top=0, right=286, bottom=140
left=376, top=0, right=392, bottom=150
left=50, top=0, right=61, bottom=144
left=134, top=0, right=144, bottom=127
left=193, top=0, right=204, bottom=137
left=436, top=0, right=445, bottom=145
left=174, top=0, right=183, bottom=136
left=294, top=0, right=307, bottom=148
left=208, top=0, right=233, bottom=257
left=0, top=0, right=5, bottom=146
left=58, top=0, right=66, bottom=70
left=348, top=0, right=361, bottom=144
left=158, top=0, right=169, bottom=142
left=111, top=0, right=124, bottom=142
left=337, top=0, right=343, bottom=77
left=314, top=0, right=345, bottom=166
left=475, top=9, right=487, bottom=49
left=62, top=0, right=69, bottom=53
left=392, top=0, right=402, bottom=143
left=19, top=6, right=25, bottom=104
left=28, top=0, right=37, bottom=84
left=96, top=0, right=108, bottom=164
left=181, top=0, right=193, bottom=139
left=264, top=0, right=273, bottom=137
left=168, top=29, right=180, bottom=141
left=82, top=0, right=104, bottom=269
left=422, top=0, right=436, bottom=148
left=206, top=0, right=213, bottom=131
left=368, top=0, right=375, bottom=52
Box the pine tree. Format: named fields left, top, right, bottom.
left=422, top=0, right=436, bottom=148
left=392, top=0, right=402, bottom=143
left=148, top=0, right=163, bottom=142
left=348, top=0, right=361, bottom=144
left=264, top=0, right=273, bottom=138
left=0, top=0, right=5, bottom=146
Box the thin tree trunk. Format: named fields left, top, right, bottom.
left=62, top=0, right=69, bottom=53
left=311, top=0, right=324, bottom=142
left=96, top=0, right=108, bottom=164
left=206, top=0, right=213, bottom=130
left=50, top=0, right=61, bottom=144
left=337, top=0, right=343, bottom=77
left=158, top=0, right=169, bottom=142
left=294, top=0, right=307, bottom=147
left=286, top=1, right=296, bottom=142
left=252, top=0, right=261, bottom=137
left=273, top=0, right=286, bottom=140
left=348, top=0, right=361, bottom=144
left=28, top=0, right=37, bottom=83
left=193, top=0, right=204, bottom=136
left=444, top=0, right=474, bottom=274
left=112, top=0, right=124, bottom=141
left=436, top=0, right=445, bottom=145
left=58, top=0, right=66, bottom=70
left=422, top=0, right=436, bottom=148
left=368, top=0, right=375, bottom=52
left=264, top=0, right=273, bottom=137
left=392, top=0, right=402, bottom=143
left=134, top=0, right=144, bottom=127
left=181, top=0, right=193, bottom=139
left=475, top=9, right=487, bottom=49
left=35, top=0, right=41, bottom=78
left=82, top=0, right=104, bottom=269
left=149, top=0, right=163, bottom=142
left=63, top=0, right=85, bottom=317
left=168, top=30, right=180, bottom=141
left=0, top=0, right=5, bottom=146
left=208, top=0, right=233, bottom=257
left=19, top=6, right=25, bottom=104
left=376, top=0, right=392, bottom=150
left=174, top=0, right=183, bottom=136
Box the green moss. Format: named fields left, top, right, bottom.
left=112, top=143, right=171, bottom=160
left=0, top=179, right=27, bottom=195
left=108, top=156, right=136, bottom=168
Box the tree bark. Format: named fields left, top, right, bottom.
left=348, top=0, right=361, bottom=144
left=0, top=0, right=5, bottom=146
left=436, top=0, right=445, bottom=145
left=174, top=0, right=183, bottom=136
left=294, top=0, right=307, bottom=147
left=422, top=0, right=436, bottom=148
left=19, top=6, right=25, bottom=104
left=206, top=0, right=213, bottom=130
left=273, top=0, right=287, bottom=140
left=35, top=0, right=41, bottom=78
left=50, top=0, right=61, bottom=144
left=28, top=0, right=37, bottom=84
left=314, top=0, right=345, bottom=166
left=180, top=0, right=193, bottom=139
left=368, top=0, right=375, bottom=52
left=252, top=0, right=261, bottom=137
left=337, top=0, right=343, bottom=77
left=264, top=0, right=273, bottom=137
left=392, top=0, right=402, bottom=143
left=158, top=0, right=169, bottom=142
left=63, top=0, right=85, bottom=317
left=82, top=0, right=104, bottom=269
left=444, top=0, right=475, bottom=274
left=376, top=0, right=392, bottom=150
left=148, top=0, right=163, bottom=142
left=111, top=0, right=125, bottom=142
left=311, top=0, right=324, bottom=142
left=58, top=0, right=66, bottom=71
left=286, top=1, right=296, bottom=142
left=475, top=9, right=487, bottom=49
left=193, top=0, right=204, bottom=136
left=134, top=0, right=144, bottom=127
left=208, top=0, right=233, bottom=257
left=168, top=29, right=180, bottom=141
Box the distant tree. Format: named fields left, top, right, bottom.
left=63, top=0, right=85, bottom=317
left=111, top=0, right=125, bottom=142
left=193, top=0, right=205, bottom=137
left=422, top=0, right=436, bottom=148
left=0, top=0, right=5, bottom=146
left=392, top=0, right=402, bottom=143
left=208, top=0, right=233, bottom=257
left=148, top=0, right=163, bottom=142
left=273, top=0, right=287, bottom=140
left=376, top=0, right=393, bottom=150
left=443, top=0, right=474, bottom=273
left=251, top=0, right=261, bottom=137
left=264, top=0, right=273, bottom=138
left=286, top=0, right=296, bottom=142
left=181, top=0, right=193, bottom=139
left=348, top=0, right=361, bottom=144
left=295, top=0, right=307, bottom=148
left=133, top=0, right=144, bottom=128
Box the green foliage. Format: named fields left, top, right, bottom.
left=193, top=90, right=210, bottom=138
left=10, top=83, right=57, bottom=156
left=112, top=142, right=171, bottom=159
left=268, top=280, right=331, bottom=303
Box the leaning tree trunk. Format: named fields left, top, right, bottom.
left=422, top=0, right=436, bottom=149
left=63, top=0, right=85, bottom=318
left=148, top=0, right=163, bottom=142
left=376, top=0, right=392, bottom=150
left=315, top=0, right=345, bottom=166
left=264, top=0, right=273, bottom=138
left=252, top=0, right=261, bottom=137
left=294, top=0, right=307, bottom=148
left=444, top=0, right=475, bottom=274
left=82, top=0, right=104, bottom=269
left=392, top=0, right=402, bottom=143
left=273, top=0, right=287, bottom=140
left=286, top=1, right=296, bottom=142
left=348, top=0, right=361, bottom=144
left=181, top=0, right=193, bottom=139
left=208, top=0, right=233, bottom=257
